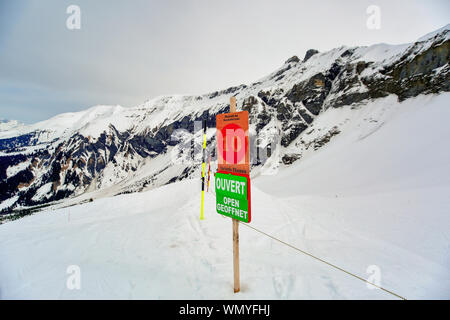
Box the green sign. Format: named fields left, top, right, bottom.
left=215, top=172, right=250, bottom=223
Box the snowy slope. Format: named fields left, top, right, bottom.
left=0, top=119, right=25, bottom=133
left=0, top=93, right=449, bottom=299
left=0, top=105, right=131, bottom=141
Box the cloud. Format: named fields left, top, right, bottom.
left=0, top=0, right=449, bottom=123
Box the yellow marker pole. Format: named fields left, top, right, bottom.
left=200, top=119, right=207, bottom=220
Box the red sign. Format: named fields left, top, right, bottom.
left=216, top=110, right=251, bottom=223
left=216, top=111, right=249, bottom=175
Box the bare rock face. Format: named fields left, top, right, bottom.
left=363, top=39, right=450, bottom=100
left=282, top=153, right=301, bottom=165
left=303, top=49, right=319, bottom=62
left=286, top=72, right=333, bottom=115
left=285, top=55, right=300, bottom=64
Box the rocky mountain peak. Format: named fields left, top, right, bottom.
left=303, top=49, right=319, bottom=62
left=285, top=55, right=300, bottom=64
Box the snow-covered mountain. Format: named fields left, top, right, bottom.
left=1, top=25, right=449, bottom=213
left=0, top=119, right=25, bottom=133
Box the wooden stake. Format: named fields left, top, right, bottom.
left=230, top=96, right=237, bottom=113
left=230, top=96, right=240, bottom=293
left=233, top=219, right=240, bottom=293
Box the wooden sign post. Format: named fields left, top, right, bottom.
left=215, top=96, right=251, bottom=293
left=230, top=97, right=240, bottom=293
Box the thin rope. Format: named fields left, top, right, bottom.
left=239, top=221, right=407, bottom=300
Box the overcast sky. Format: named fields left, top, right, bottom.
left=0, top=0, right=449, bottom=123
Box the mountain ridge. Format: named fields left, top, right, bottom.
left=0, top=25, right=449, bottom=214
